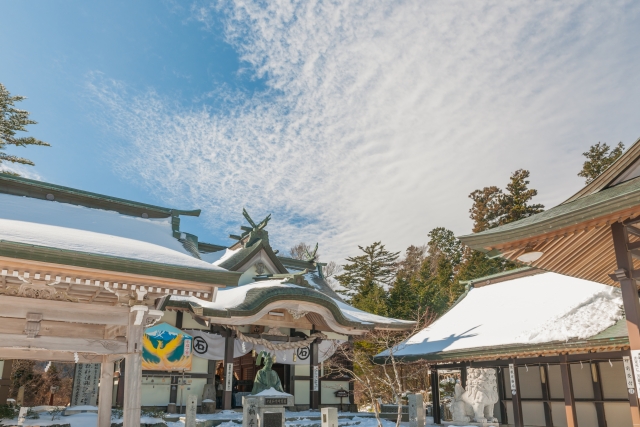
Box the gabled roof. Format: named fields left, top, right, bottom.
left=375, top=272, right=625, bottom=363
left=564, top=137, right=640, bottom=203
left=0, top=179, right=240, bottom=286
left=159, top=278, right=415, bottom=334
left=216, top=239, right=288, bottom=273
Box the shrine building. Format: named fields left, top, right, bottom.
left=0, top=173, right=413, bottom=427
left=378, top=137, right=640, bottom=427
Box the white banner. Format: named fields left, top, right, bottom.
left=186, top=330, right=343, bottom=364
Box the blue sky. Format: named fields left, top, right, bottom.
left=2, top=1, right=640, bottom=261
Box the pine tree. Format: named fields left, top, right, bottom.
left=0, top=83, right=50, bottom=175
left=578, top=142, right=625, bottom=184
left=335, top=242, right=399, bottom=315
left=469, top=169, right=544, bottom=232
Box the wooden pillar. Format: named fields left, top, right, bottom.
left=540, top=365, right=554, bottom=427
left=0, top=360, right=13, bottom=405
left=460, top=364, right=467, bottom=388
left=123, top=309, right=144, bottom=427
left=310, top=338, right=320, bottom=409
left=222, top=329, right=234, bottom=410
left=591, top=362, right=607, bottom=427
left=611, top=222, right=640, bottom=426
left=510, top=362, right=524, bottom=427
left=496, top=367, right=508, bottom=424
left=430, top=368, right=441, bottom=424
left=98, top=359, right=114, bottom=427
left=560, top=356, right=578, bottom=427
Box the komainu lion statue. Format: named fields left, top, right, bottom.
left=450, top=368, right=499, bottom=424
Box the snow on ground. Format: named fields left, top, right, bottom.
left=379, top=272, right=624, bottom=358
left=0, top=194, right=225, bottom=271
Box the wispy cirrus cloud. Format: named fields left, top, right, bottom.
left=92, top=0, right=640, bottom=261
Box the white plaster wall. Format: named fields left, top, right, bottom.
left=295, top=380, right=310, bottom=405
left=599, top=361, right=628, bottom=399
left=191, top=356, right=209, bottom=374
left=161, top=310, right=177, bottom=326
left=550, top=402, right=567, bottom=427
left=604, top=402, right=633, bottom=427
left=296, top=365, right=311, bottom=376
left=141, top=384, right=171, bottom=406
left=320, top=381, right=349, bottom=404
left=570, top=364, right=594, bottom=399
left=521, top=402, right=545, bottom=426
left=547, top=365, right=564, bottom=399
left=575, top=402, right=598, bottom=427
left=176, top=378, right=207, bottom=406
left=239, top=265, right=260, bottom=286
left=518, top=367, right=543, bottom=399
left=182, top=313, right=209, bottom=330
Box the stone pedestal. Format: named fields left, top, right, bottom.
left=185, top=395, right=198, bottom=427
left=202, top=399, right=216, bottom=414
left=167, top=403, right=176, bottom=414
left=408, top=394, right=425, bottom=427
left=243, top=393, right=294, bottom=427
left=321, top=407, right=338, bottom=427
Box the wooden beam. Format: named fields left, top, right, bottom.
left=559, top=356, right=578, bottom=427
left=0, top=333, right=127, bottom=354
left=0, top=295, right=129, bottom=325
left=0, top=317, right=106, bottom=340
left=98, top=357, right=114, bottom=427
left=0, top=348, right=107, bottom=363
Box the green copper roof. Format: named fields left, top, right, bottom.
left=460, top=176, right=640, bottom=250
left=0, top=240, right=241, bottom=286
left=0, top=173, right=200, bottom=219
left=160, top=284, right=414, bottom=331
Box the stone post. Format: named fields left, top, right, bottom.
left=185, top=395, right=197, bottom=427
left=408, top=394, right=424, bottom=427
left=321, top=407, right=338, bottom=427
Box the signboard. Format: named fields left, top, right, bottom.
left=71, top=363, right=100, bottom=406
left=312, top=365, right=319, bottom=391
left=142, top=323, right=193, bottom=371
left=334, top=389, right=349, bottom=398
left=508, top=364, right=517, bottom=396
left=624, top=355, right=637, bottom=394
left=265, top=398, right=288, bottom=405
left=226, top=362, right=234, bottom=391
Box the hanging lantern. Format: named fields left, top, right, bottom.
left=252, top=349, right=256, bottom=357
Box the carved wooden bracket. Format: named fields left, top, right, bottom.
left=24, top=313, right=43, bottom=339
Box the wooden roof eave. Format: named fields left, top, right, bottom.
left=460, top=185, right=640, bottom=252
left=374, top=337, right=630, bottom=365
left=0, top=240, right=241, bottom=287
left=158, top=286, right=415, bottom=333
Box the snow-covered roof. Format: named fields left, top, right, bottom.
left=164, top=278, right=414, bottom=334
left=377, top=272, right=624, bottom=361
left=0, top=193, right=226, bottom=271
